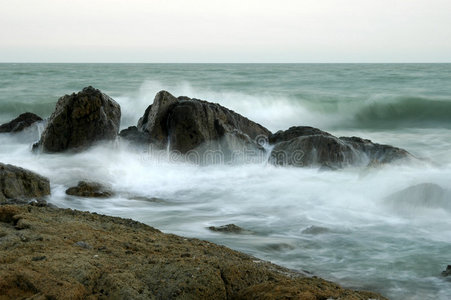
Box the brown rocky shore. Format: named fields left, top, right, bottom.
left=0, top=204, right=386, bottom=300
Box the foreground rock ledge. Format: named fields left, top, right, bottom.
left=0, top=205, right=386, bottom=300
left=0, top=163, right=50, bottom=204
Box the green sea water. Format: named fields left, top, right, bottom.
left=1, top=63, right=451, bottom=299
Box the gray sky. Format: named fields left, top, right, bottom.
left=1, top=0, right=450, bottom=63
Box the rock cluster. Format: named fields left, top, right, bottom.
left=20, top=86, right=413, bottom=168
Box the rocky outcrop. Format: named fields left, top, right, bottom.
left=134, top=91, right=271, bottom=158
left=0, top=112, right=42, bottom=133
left=33, top=87, right=121, bottom=152
left=65, top=181, right=113, bottom=198
left=0, top=163, right=50, bottom=204
left=269, top=126, right=413, bottom=168
left=0, top=205, right=386, bottom=299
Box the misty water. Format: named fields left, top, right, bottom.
left=1, top=63, right=451, bottom=299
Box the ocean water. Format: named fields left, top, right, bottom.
left=1, top=63, right=451, bottom=299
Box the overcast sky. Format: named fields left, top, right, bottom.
left=1, top=0, right=450, bottom=63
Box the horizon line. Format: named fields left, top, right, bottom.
left=1, top=61, right=451, bottom=64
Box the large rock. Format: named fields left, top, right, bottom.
left=0, top=205, right=386, bottom=299
left=269, top=126, right=413, bottom=168
left=34, top=87, right=121, bottom=152
left=0, top=112, right=42, bottom=133
left=0, top=163, right=50, bottom=204
left=132, top=91, right=271, bottom=161
left=137, top=91, right=179, bottom=145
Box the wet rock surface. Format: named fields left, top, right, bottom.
left=33, top=86, right=121, bottom=152
left=0, top=205, right=386, bottom=300
left=269, top=126, right=413, bottom=168
left=0, top=112, right=43, bottom=133
left=208, top=224, right=245, bottom=234
left=119, top=126, right=151, bottom=145
left=136, top=91, right=271, bottom=156
left=66, top=181, right=113, bottom=198
left=0, top=163, right=50, bottom=204
left=442, top=265, right=451, bottom=277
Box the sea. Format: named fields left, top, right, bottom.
left=1, top=63, right=450, bottom=299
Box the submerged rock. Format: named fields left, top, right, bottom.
left=33, top=86, right=121, bottom=152
left=208, top=224, right=244, bottom=234
left=135, top=91, right=271, bottom=160
left=0, top=205, right=386, bottom=299
left=66, top=181, right=113, bottom=198
left=269, top=126, right=413, bottom=168
left=442, top=265, right=451, bottom=277
left=0, top=163, right=50, bottom=204
left=0, top=112, right=42, bottom=133
left=385, top=183, right=451, bottom=212
left=301, top=225, right=331, bottom=235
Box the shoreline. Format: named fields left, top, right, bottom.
left=0, top=204, right=386, bottom=299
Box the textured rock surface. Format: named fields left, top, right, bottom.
left=269, top=126, right=413, bottom=168
left=65, top=181, right=113, bottom=198
left=34, top=87, right=121, bottom=152
left=136, top=91, right=271, bottom=156
left=137, top=91, right=179, bottom=146
left=119, top=126, right=151, bottom=145
left=0, top=112, right=42, bottom=133
left=0, top=163, right=50, bottom=204
left=0, top=205, right=386, bottom=300
left=208, top=224, right=244, bottom=234
left=339, top=136, right=412, bottom=164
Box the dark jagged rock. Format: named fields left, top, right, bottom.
left=269, top=126, right=413, bottom=168
left=208, top=224, right=244, bottom=234
left=0, top=205, right=386, bottom=299
left=66, top=181, right=113, bottom=198
left=0, top=112, right=42, bottom=133
left=340, top=136, right=412, bottom=164
left=137, top=91, right=178, bottom=147
left=269, top=126, right=332, bottom=144
left=0, top=163, right=50, bottom=204
left=136, top=91, right=271, bottom=157
left=442, top=265, right=451, bottom=277
left=119, top=126, right=151, bottom=144
left=33, top=86, right=121, bottom=152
